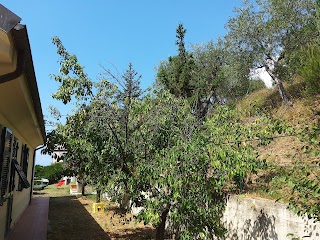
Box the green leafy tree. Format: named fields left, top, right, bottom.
left=34, top=165, right=44, bottom=178
left=157, top=24, right=262, bottom=118
left=157, top=24, right=195, bottom=99
left=295, top=0, right=320, bottom=96
left=191, top=40, right=261, bottom=106
left=34, top=163, right=68, bottom=183
left=157, top=25, right=229, bottom=118
left=46, top=37, right=150, bottom=202
left=190, top=41, right=226, bottom=116
left=51, top=37, right=93, bottom=104
left=300, top=46, right=320, bottom=95
left=226, top=0, right=317, bottom=103
left=45, top=37, right=105, bottom=196
left=46, top=36, right=283, bottom=240
left=132, top=104, right=281, bottom=239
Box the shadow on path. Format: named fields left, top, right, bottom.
left=47, top=195, right=111, bottom=240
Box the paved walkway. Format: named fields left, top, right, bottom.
left=8, top=197, right=49, bottom=240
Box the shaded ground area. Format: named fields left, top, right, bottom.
left=48, top=195, right=110, bottom=240
left=36, top=185, right=155, bottom=240
left=77, top=196, right=155, bottom=240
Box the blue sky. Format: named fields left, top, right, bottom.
left=2, top=0, right=242, bottom=165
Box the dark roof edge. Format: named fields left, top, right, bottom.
left=0, top=4, right=21, bottom=33
left=11, top=25, right=46, bottom=143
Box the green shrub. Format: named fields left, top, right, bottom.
left=248, top=79, right=267, bottom=93
left=301, top=45, right=320, bottom=96
left=35, top=163, right=68, bottom=183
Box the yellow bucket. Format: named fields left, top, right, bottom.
left=92, top=202, right=105, bottom=213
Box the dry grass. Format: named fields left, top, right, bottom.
left=236, top=78, right=310, bottom=115
left=236, top=87, right=274, bottom=114
left=77, top=196, right=155, bottom=240
left=236, top=81, right=320, bottom=202
left=258, top=92, right=320, bottom=167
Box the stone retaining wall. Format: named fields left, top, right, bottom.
left=223, top=196, right=320, bottom=240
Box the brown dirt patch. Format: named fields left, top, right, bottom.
left=77, top=196, right=155, bottom=240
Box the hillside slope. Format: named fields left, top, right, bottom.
left=235, top=80, right=320, bottom=218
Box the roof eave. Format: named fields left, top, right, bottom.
left=11, top=25, right=46, bottom=143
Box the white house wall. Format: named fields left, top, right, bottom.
left=0, top=116, right=36, bottom=238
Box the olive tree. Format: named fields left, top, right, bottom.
left=225, top=0, right=317, bottom=103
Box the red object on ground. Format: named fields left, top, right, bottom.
left=54, top=179, right=65, bottom=187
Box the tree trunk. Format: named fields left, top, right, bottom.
left=120, top=192, right=130, bottom=210
left=265, top=67, right=290, bottom=103
left=81, top=183, right=86, bottom=196
left=96, top=189, right=101, bottom=203
left=156, top=208, right=169, bottom=240
left=274, top=77, right=290, bottom=103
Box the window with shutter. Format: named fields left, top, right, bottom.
left=13, top=160, right=30, bottom=189
left=18, top=144, right=29, bottom=191
left=22, top=145, right=29, bottom=177
left=0, top=128, right=13, bottom=205
left=8, top=138, right=18, bottom=192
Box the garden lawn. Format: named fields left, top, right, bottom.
left=36, top=184, right=155, bottom=240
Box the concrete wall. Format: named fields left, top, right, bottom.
left=224, top=196, right=320, bottom=240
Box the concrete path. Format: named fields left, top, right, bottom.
left=8, top=197, right=49, bottom=240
